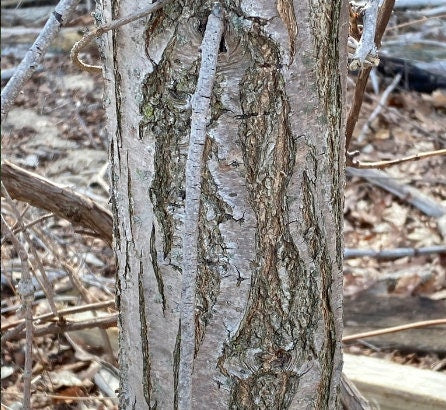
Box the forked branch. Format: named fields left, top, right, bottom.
left=345, top=0, right=396, bottom=152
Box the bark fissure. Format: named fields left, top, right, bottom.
left=195, top=137, right=233, bottom=354
left=150, top=224, right=166, bottom=312
left=138, top=261, right=152, bottom=407
left=144, top=52, right=199, bottom=259
left=218, top=26, right=320, bottom=408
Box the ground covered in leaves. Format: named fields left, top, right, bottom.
left=1, top=3, right=445, bottom=409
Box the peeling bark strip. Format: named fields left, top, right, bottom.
left=179, top=5, right=224, bottom=409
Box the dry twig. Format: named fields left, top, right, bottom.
left=1, top=182, right=59, bottom=315
left=348, top=148, right=446, bottom=169
left=6, top=313, right=118, bottom=342
left=71, top=0, right=172, bottom=73
left=1, top=299, right=115, bottom=332
left=1, top=0, right=81, bottom=122
left=346, top=0, right=396, bottom=152
left=346, top=167, right=446, bottom=217
left=1, top=215, right=34, bottom=410
left=343, top=318, right=446, bottom=342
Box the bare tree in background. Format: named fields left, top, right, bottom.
left=100, top=0, right=347, bottom=408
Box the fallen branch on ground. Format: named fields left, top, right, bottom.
left=344, top=245, right=446, bottom=260
left=346, top=167, right=446, bottom=218
left=1, top=160, right=113, bottom=246
left=340, top=373, right=372, bottom=410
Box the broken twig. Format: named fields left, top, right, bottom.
left=345, top=0, right=396, bottom=152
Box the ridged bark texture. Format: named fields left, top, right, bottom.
left=101, top=0, right=347, bottom=408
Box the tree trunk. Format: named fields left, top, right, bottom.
left=100, top=0, right=347, bottom=408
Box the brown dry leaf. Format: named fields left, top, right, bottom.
left=393, top=273, right=425, bottom=295
left=52, top=385, right=87, bottom=405
left=407, top=226, right=441, bottom=247
left=422, top=90, right=446, bottom=109
left=375, top=128, right=390, bottom=140
left=382, top=202, right=408, bottom=228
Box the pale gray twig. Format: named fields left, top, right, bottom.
left=1, top=0, right=81, bottom=123
left=346, top=167, right=446, bottom=217
left=344, top=245, right=446, bottom=260
left=1, top=215, right=34, bottom=410
left=179, top=5, right=224, bottom=409
left=1, top=183, right=59, bottom=315
left=349, top=0, right=380, bottom=70
left=357, top=73, right=401, bottom=143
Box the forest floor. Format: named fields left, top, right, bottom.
left=1, top=5, right=445, bottom=409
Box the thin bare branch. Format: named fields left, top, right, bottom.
left=13, top=213, right=54, bottom=236
left=179, top=5, right=224, bottom=409
left=386, top=13, right=446, bottom=31
left=343, top=318, right=446, bottom=342
left=357, top=73, right=401, bottom=144
left=349, top=148, right=446, bottom=169
left=1, top=182, right=59, bottom=315
left=71, top=0, right=172, bottom=73
left=6, top=313, right=118, bottom=342
left=345, top=0, right=396, bottom=152
left=349, top=0, right=380, bottom=70
left=1, top=0, right=81, bottom=123
left=344, top=245, right=446, bottom=260
left=1, top=300, right=115, bottom=332
left=1, top=215, right=34, bottom=409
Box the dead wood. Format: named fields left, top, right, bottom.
left=1, top=160, right=113, bottom=246
left=346, top=167, right=446, bottom=218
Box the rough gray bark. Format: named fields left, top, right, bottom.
left=101, top=0, right=347, bottom=408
